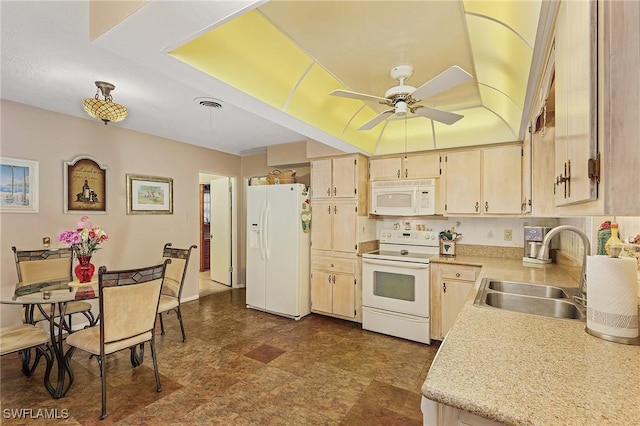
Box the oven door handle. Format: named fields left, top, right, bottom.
left=362, top=259, right=429, bottom=269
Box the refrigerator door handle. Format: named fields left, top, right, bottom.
left=264, top=202, right=271, bottom=260
left=259, top=201, right=266, bottom=261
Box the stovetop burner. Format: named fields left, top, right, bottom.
left=363, top=230, right=439, bottom=264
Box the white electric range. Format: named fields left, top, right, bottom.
left=361, top=230, right=440, bottom=344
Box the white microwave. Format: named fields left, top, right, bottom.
left=370, top=179, right=436, bottom=216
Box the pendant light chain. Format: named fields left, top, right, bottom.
left=404, top=115, right=408, bottom=159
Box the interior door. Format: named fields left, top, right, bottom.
left=210, top=177, right=231, bottom=285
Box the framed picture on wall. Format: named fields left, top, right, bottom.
left=64, top=155, right=108, bottom=214
left=0, top=157, right=39, bottom=213
left=126, top=174, right=173, bottom=215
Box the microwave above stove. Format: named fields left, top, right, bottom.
left=370, top=179, right=436, bottom=216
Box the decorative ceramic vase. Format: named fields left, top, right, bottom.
left=75, top=255, right=95, bottom=283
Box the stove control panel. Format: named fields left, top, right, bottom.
left=379, top=230, right=439, bottom=245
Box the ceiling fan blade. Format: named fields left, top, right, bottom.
left=411, top=66, right=473, bottom=102
left=413, top=106, right=464, bottom=125
left=358, top=109, right=394, bottom=130
left=330, top=89, right=390, bottom=104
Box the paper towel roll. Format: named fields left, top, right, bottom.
left=586, top=255, right=639, bottom=338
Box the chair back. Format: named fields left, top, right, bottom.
left=12, top=247, right=73, bottom=286
left=98, top=261, right=169, bottom=345
left=161, top=243, right=197, bottom=299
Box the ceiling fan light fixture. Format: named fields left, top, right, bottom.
left=395, top=100, right=408, bottom=116
left=83, top=81, right=128, bottom=125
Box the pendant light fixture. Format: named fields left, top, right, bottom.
left=82, top=81, right=128, bottom=125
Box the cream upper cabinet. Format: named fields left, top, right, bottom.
left=404, top=153, right=440, bottom=179
left=482, top=145, right=522, bottom=214
left=311, top=156, right=361, bottom=199
left=369, top=157, right=402, bottom=181
left=310, top=201, right=357, bottom=253
left=554, top=0, right=598, bottom=206
left=444, top=150, right=481, bottom=214
left=445, top=145, right=522, bottom=215
left=310, top=158, right=333, bottom=199
left=369, top=153, right=440, bottom=181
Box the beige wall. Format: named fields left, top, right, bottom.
left=0, top=100, right=241, bottom=327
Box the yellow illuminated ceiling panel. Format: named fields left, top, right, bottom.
left=463, top=0, right=541, bottom=47
left=432, top=107, right=516, bottom=149
left=478, top=85, right=521, bottom=137
left=466, top=14, right=533, bottom=110
left=287, top=63, right=376, bottom=153
left=374, top=118, right=435, bottom=156
left=169, top=10, right=312, bottom=110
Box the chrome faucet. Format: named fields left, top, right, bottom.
left=537, top=225, right=591, bottom=297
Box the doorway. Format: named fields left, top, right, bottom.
left=198, top=173, right=237, bottom=296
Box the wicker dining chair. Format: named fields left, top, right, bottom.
left=64, top=261, right=169, bottom=420
left=157, top=243, right=197, bottom=342
left=12, top=246, right=96, bottom=330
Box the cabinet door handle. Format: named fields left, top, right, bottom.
left=443, top=282, right=447, bottom=293
left=397, top=169, right=400, bottom=178
left=475, top=202, right=479, bottom=212
left=328, top=275, right=332, bottom=284
left=327, top=187, right=331, bottom=196
left=333, top=205, right=337, bottom=214
left=332, top=275, right=336, bottom=284
left=456, top=273, right=460, bottom=278
left=333, top=187, right=337, bottom=196
left=485, top=201, right=489, bottom=212
left=328, top=205, right=331, bottom=214
left=405, top=169, right=408, bottom=178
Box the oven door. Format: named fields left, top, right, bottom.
left=362, top=257, right=430, bottom=317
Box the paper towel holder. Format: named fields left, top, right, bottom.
left=585, top=326, right=640, bottom=346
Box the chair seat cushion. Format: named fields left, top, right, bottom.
left=66, top=326, right=152, bottom=356
left=31, top=301, right=92, bottom=323
left=0, top=324, right=50, bottom=356
left=157, top=295, right=179, bottom=313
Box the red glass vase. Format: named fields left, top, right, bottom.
left=75, top=255, right=95, bottom=283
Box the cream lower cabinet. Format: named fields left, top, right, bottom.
left=430, top=263, right=480, bottom=341
left=422, top=398, right=505, bottom=426
left=310, top=256, right=357, bottom=320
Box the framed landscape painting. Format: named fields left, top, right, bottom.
left=126, top=174, right=173, bottom=215
left=0, top=157, right=39, bottom=213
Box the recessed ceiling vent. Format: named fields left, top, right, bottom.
left=194, top=97, right=223, bottom=108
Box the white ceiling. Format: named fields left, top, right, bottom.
left=0, top=1, right=554, bottom=157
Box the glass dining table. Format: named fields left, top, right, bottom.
left=0, top=278, right=98, bottom=398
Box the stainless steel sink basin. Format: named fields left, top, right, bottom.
left=487, top=280, right=569, bottom=298
left=474, top=278, right=585, bottom=321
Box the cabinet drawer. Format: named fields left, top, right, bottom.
left=440, top=264, right=479, bottom=282
left=312, top=256, right=356, bottom=274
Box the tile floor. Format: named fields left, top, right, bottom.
left=0, top=289, right=439, bottom=425
left=198, top=271, right=232, bottom=297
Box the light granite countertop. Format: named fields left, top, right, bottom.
left=422, top=256, right=640, bottom=426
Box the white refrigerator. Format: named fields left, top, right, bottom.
left=246, top=184, right=310, bottom=319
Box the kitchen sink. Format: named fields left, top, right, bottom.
left=473, top=278, right=585, bottom=321
left=487, top=280, right=569, bottom=298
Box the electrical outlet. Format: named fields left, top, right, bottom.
left=504, top=229, right=513, bottom=241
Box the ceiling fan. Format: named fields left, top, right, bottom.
left=330, top=65, right=473, bottom=131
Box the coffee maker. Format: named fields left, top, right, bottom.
left=523, top=226, right=552, bottom=263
